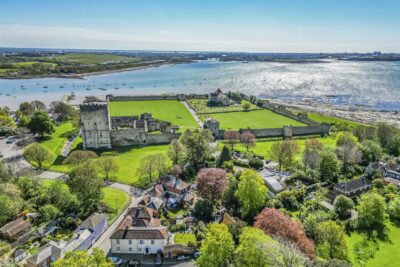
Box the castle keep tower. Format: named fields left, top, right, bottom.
left=80, top=102, right=112, bottom=149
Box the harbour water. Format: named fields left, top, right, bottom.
left=1, top=60, right=399, bottom=111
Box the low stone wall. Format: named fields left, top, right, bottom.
left=107, top=94, right=185, bottom=101
left=218, top=124, right=330, bottom=139
left=261, top=102, right=318, bottom=126
left=110, top=129, right=180, bottom=146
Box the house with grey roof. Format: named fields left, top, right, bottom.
left=0, top=218, right=31, bottom=242
left=333, top=177, right=372, bottom=197
left=258, top=169, right=285, bottom=196
left=78, top=212, right=108, bottom=246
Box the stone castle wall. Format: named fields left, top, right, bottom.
left=215, top=123, right=330, bottom=139
left=110, top=129, right=180, bottom=147
left=107, top=94, right=208, bottom=102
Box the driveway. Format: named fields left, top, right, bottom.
left=0, top=136, right=32, bottom=172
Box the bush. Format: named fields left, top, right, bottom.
left=170, top=223, right=186, bottom=232
left=223, top=160, right=234, bottom=171
left=233, top=159, right=249, bottom=168
left=249, top=158, right=263, bottom=170
left=193, top=199, right=214, bottom=222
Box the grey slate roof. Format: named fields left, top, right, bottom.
left=110, top=228, right=165, bottom=240
left=80, top=212, right=108, bottom=230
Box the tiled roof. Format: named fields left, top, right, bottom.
left=334, top=177, right=372, bottom=193
left=80, top=213, right=108, bottom=230
left=127, top=207, right=152, bottom=220
left=0, top=218, right=31, bottom=237
left=110, top=228, right=166, bottom=240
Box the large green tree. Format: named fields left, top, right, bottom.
left=196, top=223, right=234, bottom=267
left=68, top=163, right=103, bottom=214
left=24, top=143, right=52, bottom=168
left=52, top=248, right=113, bottom=267
left=315, top=221, right=349, bottom=260
left=27, top=111, right=54, bottom=137
left=136, top=153, right=171, bottom=186
left=180, top=130, right=209, bottom=170
left=319, top=149, right=340, bottom=182
left=235, top=169, right=268, bottom=218
left=333, top=195, right=354, bottom=219
left=269, top=140, right=300, bottom=171
left=235, top=227, right=276, bottom=267
left=167, top=139, right=185, bottom=165
left=50, top=101, right=75, bottom=122
left=357, top=192, right=387, bottom=228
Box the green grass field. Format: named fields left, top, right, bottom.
left=224, top=135, right=337, bottom=160
left=347, top=222, right=400, bottom=266
left=37, top=122, right=76, bottom=172
left=206, top=109, right=306, bottom=130
left=308, top=113, right=364, bottom=128
left=54, top=53, right=139, bottom=65
left=103, top=144, right=170, bottom=186
left=174, top=233, right=196, bottom=246
left=109, top=100, right=199, bottom=131
left=101, top=187, right=131, bottom=222
left=188, top=99, right=260, bottom=114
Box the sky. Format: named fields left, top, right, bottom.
left=1, top=0, right=399, bottom=53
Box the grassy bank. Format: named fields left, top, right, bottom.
left=206, top=109, right=306, bottom=130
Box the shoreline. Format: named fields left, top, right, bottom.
left=270, top=99, right=400, bottom=128
left=0, top=62, right=182, bottom=80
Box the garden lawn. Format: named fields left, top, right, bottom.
left=206, top=109, right=306, bottom=130
left=102, top=187, right=131, bottom=223
left=347, top=222, right=400, bottom=267
left=174, top=233, right=196, bottom=246
left=102, top=144, right=170, bottom=186
left=224, top=135, right=337, bottom=160
left=109, top=100, right=199, bottom=131
left=41, top=179, right=130, bottom=223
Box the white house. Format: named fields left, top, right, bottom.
left=110, top=227, right=167, bottom=254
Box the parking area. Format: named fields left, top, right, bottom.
left=109, top=254, right=195, bottom=267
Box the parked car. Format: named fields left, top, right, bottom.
left=6, top=138, right=14, bottom=144
left=127, top=259, right=140, bottom=267
left=109, top=257, right=123, bottom=266
left=193, top=251, right=200, bottom=259
left=177, top=255, right=191, bottom=261
left=155, top=254, right=162, bottom=266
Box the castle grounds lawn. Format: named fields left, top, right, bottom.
left=109, top=100, right=199, bottom=131
left=174, top=233, right=196, bottom=246
left=102, top=187, right=131, bottom=223
left=205, top=109, right=306, bottom=130
left=102, top=144, right=170, bottom=187
left=34, top=122, right=77, bottom=172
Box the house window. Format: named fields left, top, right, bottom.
left=139, top=240, right=144, bottom=245
left=151, top=240, right=155, bottom=245
left=129, top=248, right=132, bottom=252
left=116, top=239, right=120, bottom=244
left=138, top=248, right=142, bottom=252
left=128, top=240, right=132, bottom=245
left=116, top=247, right=120, bottom=251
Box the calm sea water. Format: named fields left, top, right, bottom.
left=1, top=60, right=399, bottom=111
